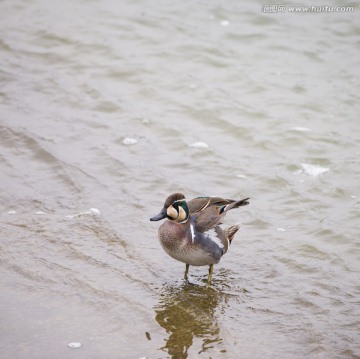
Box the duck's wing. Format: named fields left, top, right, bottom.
left=192, top=206, right=224, bottom=233
left=187, top=196, right=235, bottom=214
left=192, top=197, right=250, bottom=233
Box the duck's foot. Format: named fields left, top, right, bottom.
left=184, top=264, right=190, bottom=280
left=207, top=264, right=214, bottom=286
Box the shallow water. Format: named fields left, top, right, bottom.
left=1, top=0, right=359, bottom=358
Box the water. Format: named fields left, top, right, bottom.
left=0, top=0, right=359, bottom=358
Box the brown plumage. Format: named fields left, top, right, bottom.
left=150, top=193, right=249, bottom=284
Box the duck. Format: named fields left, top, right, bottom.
left=150, top=193, right=249, bottom=284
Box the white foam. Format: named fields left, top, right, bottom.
left=122, top=138, right=138, bottom=145
left=89, top=208, right=101, bottom=216
left=220, top=20, right=230, bottom=26
left=300, top=163, right=329, bottom=177
left=277, top=227, right=286, bottom=232
left=7, top=210, right=16, bottom=215
left=65, top=208, right=101, bottom=219
left=237, top=174, right=247, bottom=178
left=35, top=211, right=46, bottom=215
left=68, top=342, right=81, bottom=349
left=292, top=127, right=311, bottom=132
left=189, top=142, right=209, bottom=149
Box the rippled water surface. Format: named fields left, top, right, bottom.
left=1, top=0, right=359, bottom=358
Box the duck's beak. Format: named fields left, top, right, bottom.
left=150, top=208, right=167, bottom=221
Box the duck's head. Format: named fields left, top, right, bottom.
left=150, top=193, right=189, bottom=223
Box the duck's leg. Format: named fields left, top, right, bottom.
left=207, top=264, right=214, bottom=285
left=184, top=264, right=190, bottom=279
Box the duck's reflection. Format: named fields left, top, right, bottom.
left=154, top=279, right=225, bottom=358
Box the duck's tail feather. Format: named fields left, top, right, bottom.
left=220, top=198, right=249, bottom=215
left=215, top=224, right=241, bottom=254
left=226, top=224, right=241, bottom=244
left=232, top=198, right=250, bottom=209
